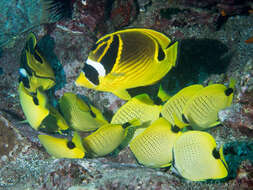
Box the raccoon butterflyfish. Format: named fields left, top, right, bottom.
left=18, top=81, right=49, bottom=130
left=161, top=84, right=203, bottom=129
left=75, top=28, right=178, bottom=100
left=83, top=119, right=141, bottom=157
left=19, top=33, right=55, bottom=93
left=182, top=83, right=234, bottom=130
left=172, top=131, right=228, bottom=181
left=59, top=92, right=108, bottom=132
left=38, top=132, right=85, bottom=158
left=129, top=118, right=182, bottom=168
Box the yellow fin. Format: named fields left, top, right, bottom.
left=165, top=41, right=178, bottom=67
left=173, top=112, right=189, bottom=129
left=138, top=28, right=171, bottom=48
left=219, top=145, right=228, bottom=169
left=36, top=87, right=48, bottom=107
left=157, top=84, right=171, bottom=102
left=48, top=105, right=69, bottom=131
left=75, top=71, right=96, bottom=89
left=134, top=93, right=154, bottom=105
left=209, top=121, right=221, bottom=128
left=89, top=105, right=109, bottom=125
left=125, top=118, right=142, bottom=128
left=76, top=95, right=90, bottom=112
left=72, top=131, right=86, bottom=154
left=113, top=89, right=132, bottom=100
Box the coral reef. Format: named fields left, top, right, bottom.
left=110, top=0, right=138, bottom=29
left=219, top=59, right=253, bottom=136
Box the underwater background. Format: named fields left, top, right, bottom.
left=0, top=0, right=253, bottom=189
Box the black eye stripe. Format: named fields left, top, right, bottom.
left=82, top=64, right=99, bottom=85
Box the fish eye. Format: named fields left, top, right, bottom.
left=34, top=51, right=43, bottom=64
left=67, top=141, right=76, bottom=149
left=225, top=88, right=233, bottom=96
left=212, top=148, right=220, bottom=159
left=82, top=64, right=99, bottom=86
left=33, top=97, right=39, bottom=105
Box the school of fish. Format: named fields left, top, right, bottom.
left=18, top=29, right=234, bottom=182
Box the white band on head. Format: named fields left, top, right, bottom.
left=86, top=58, right=106, bottom=77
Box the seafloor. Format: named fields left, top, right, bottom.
left=0, top=0, right=253, bottom=189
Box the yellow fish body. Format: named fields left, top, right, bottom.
left=19, top=82, right=69, bottom=133
left=182, top=84, right=234, bottom=130
left=82, top=123, right=127, bottom=157
left=161, top=84, right=203, bottom=128
left=76, top=28, right=178, bottom=100
left=111, top=93, right=162, bottom=125
left=59, top=92, right=108, bottom=132
left=19, top=33, right=55, bottom=92
left=40, top=105, right=69, bottom=133
left=172, top=131, right=228, bottom=181
left=38, top=132, right=85, bottom=158
left=18, top=81, right=49, bottom=130
left=111, top=93, right=162, bottom=140
left=129, top=118, right=182, bottom=168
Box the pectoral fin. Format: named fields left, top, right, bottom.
left=113, top=89, right=132, bottom=100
